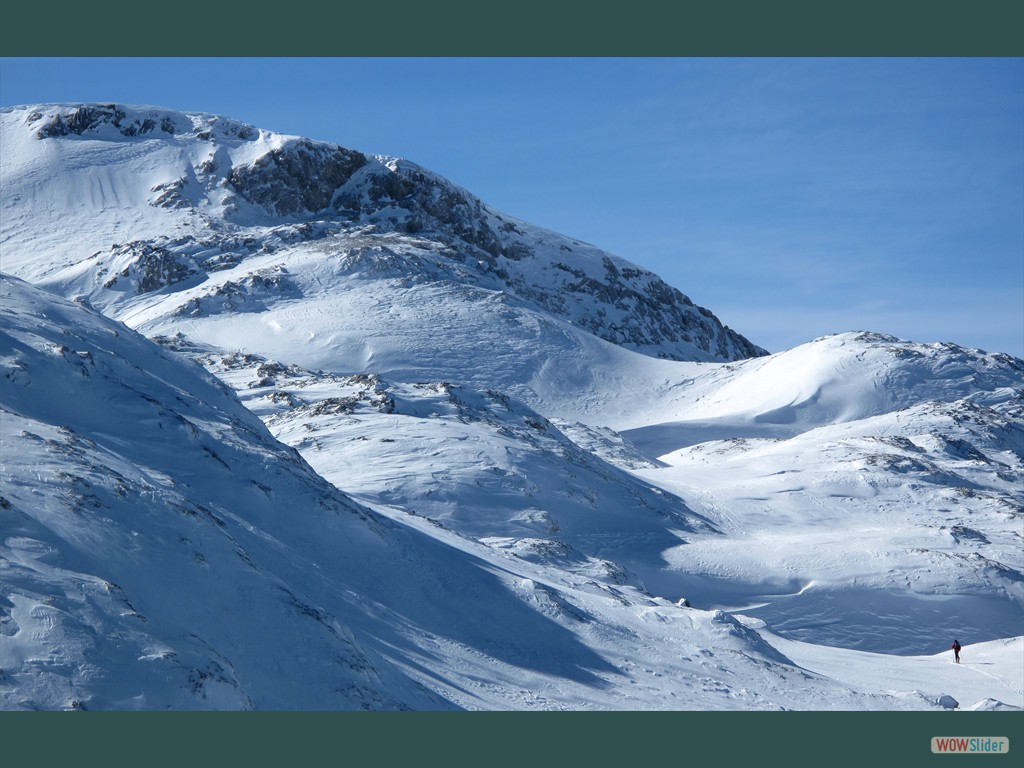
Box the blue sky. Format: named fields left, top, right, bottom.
left=2, top=57, right=1021, bottom=357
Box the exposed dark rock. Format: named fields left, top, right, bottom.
left=338, top=164, right=766, bottom=360
left=229, top=140, right=367, bottom=216
left=172, top=269, right=300, bottom=317
left=28, top=103, right=767, bottom=362
left=103, top=241, right=197, bottom=293
left=34, top=104, right=174, bottom=140
left=150, top=178, right=192, bottom=210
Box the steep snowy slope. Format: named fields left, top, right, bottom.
left=1, top=103, right=764, bottom=366
left=0, top=275, right=649, bottom=710
left=153, top=335, right=716, bottom=586
left=0, top=274, right=464, bottom=709
left=145, top=331, right=1024, bottom=661
left=120, top=236, right=709, bottom=409
left=12, top=275, right=1000, bottom=711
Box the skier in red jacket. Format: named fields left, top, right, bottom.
left=951, top=639, right=962, bottom=664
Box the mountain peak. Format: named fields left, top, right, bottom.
left=2, top=102, right=766, bottom=364
left=18, top=102, right=261, bottom=143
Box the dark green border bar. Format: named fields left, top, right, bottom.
left=1, top=711, right=1019, bottom=767
left=2, top=0, right=1023, bottom=55
left=2, top=2, right=1021, bottom=766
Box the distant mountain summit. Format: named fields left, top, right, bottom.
left=1, top=103, right=766, bottom=364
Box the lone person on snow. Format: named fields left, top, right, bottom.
left=951, top=639, right=962, bottom=664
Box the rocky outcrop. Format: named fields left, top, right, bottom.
left=229, top=140, right=367, bottom=216
left=19, top=103, right=767, bottom=362
left=29, top=104, right=178, bottom=139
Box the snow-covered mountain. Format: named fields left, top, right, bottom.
left=1, top=103, right=764, bottom=370
left=1, top=103, right=1022, bottom=711
left=0, top=274, right=459, bottom=709
left=13, top=274, right=998, bottom=712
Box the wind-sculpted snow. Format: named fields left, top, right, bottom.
left=682, top=332, right=1022, bottom=426
left=606, top=333, right=1024, bottom=651
left=621, top=332, right=1024, bottom=447
left=1, top=277, right=638, bottom=710
left=10, top=276, right=939, bottom=712
left=1, top=103, right=763, bottom=364
left=2, top=102, right=1023, bottom=711
left=0, top=275, right=446, bottom=709
left=166, top=342, right=717, bottom=584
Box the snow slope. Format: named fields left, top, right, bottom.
left=0, top=274, right=464, bottom=709
left=621, top=336, right=1024, bottom=655
left=161, top=338, right=716, bottom=584
left=2, top=103, right=1022, bottom=711
left=15, top=275, right=1012, bottom=711
left=167, top=328, right=1024, bottom=660
left=1, top=103, right=764, bottom=366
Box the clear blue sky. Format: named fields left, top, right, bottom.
left=2, top=57, right=1021, bottom=357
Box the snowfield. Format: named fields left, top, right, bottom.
left=1, top=103, right=1021, bottom=711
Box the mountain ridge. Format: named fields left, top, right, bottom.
left=1, top=102, right=765, bottom=363
left=2, top=103, right=1022, bottom=711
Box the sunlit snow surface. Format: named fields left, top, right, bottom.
left=1, top=104, right=1022, bottom=711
